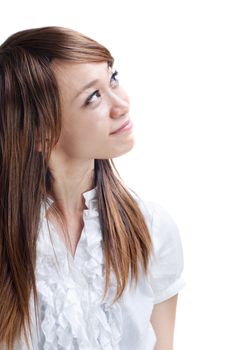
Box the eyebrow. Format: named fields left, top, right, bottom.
left=72, top=79, right=99, bottom=102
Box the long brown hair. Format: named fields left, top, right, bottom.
left=0, top=27, right=152, bottom=350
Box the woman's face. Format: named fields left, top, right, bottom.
left=51, top=61, right=134, bottom=161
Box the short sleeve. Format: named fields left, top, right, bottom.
left=144, top=201, right=186, bottom=304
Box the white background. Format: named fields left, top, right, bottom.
left=1, top=1, right=232, bottom=349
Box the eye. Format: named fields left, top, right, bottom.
left=110, top=70, right=119, bottom=87
left=84, top=70, right=119, bottom=107
left=84, top=90, right=101, bottom=106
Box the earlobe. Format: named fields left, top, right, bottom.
left=35, top=141, right=42, bottom=152
left=35, top=138, right=50, bottom=152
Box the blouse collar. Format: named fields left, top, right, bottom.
left=82, top=186, right=97, bottom=210
left=44, top=186, right=97, bottom=216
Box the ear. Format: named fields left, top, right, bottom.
left=35, top=138, right=50, bottom=152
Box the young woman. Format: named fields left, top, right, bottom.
left=0, top=26, right=185, bottom=350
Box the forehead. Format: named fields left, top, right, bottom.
left=52, top=61, right=111, bottom=88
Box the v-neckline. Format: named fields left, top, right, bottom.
left=42, top=186, right=97, bottom=261
left=46, top=211, right=87, bottom=262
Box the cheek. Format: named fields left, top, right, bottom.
left=68, top=106, right=109, bottom=137
left=83, top=105, right=110, bottom=134
left=54, top=103, right=112, bottom=156
left=67, top=113, right=109, bottom=152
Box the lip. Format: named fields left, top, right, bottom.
left=110, top=120, right=132, bottom=135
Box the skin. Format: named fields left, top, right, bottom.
left=45, top=60, right=178, bottom=347
left=48, top=61, right=134, bottom=216
left=151, top=295, right=178, bottom=350
left=44, top=61, right=134, bottom=256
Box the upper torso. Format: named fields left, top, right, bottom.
left=14, top=187, right=185, bottom=350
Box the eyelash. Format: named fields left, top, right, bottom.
left=84, top=70, right=119, bottom=106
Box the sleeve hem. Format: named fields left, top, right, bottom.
left=152, top=277, right=186, bottom=305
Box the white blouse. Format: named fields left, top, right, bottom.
left=16, top=187, right=185, bottom=350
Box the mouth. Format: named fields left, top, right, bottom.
left=110, top=120, right=132, bottom=135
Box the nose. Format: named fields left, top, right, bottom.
left=109, top=93, right=130, bottom=119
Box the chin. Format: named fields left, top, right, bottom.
left=95, top=136, right=135, bottom=159
left=111, top=139, right=135, bottom=159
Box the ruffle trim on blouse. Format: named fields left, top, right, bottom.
left=35, top=187, right=122, bottom=350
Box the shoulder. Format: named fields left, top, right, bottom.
left=129, top=188, right=181, bottom=246
left=128, top=188, right=186, bottom=304
left=144, top=201, right=182, bottom=255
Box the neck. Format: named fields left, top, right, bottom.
left=48, top=158, right=95, bottom=216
